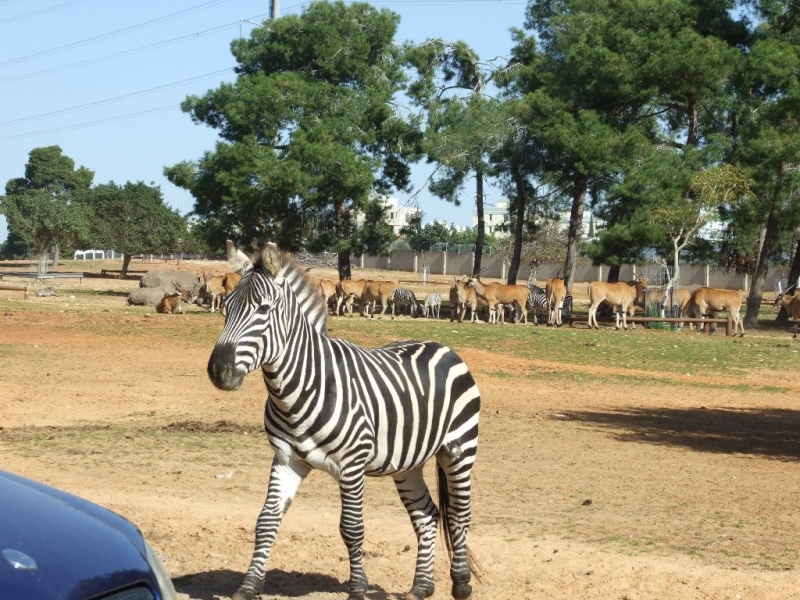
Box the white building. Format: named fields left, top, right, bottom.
left=472, top=199, right=604, bottom=239
left=471, top=200, right=511, bottom=238
left=382, top=197, right=420, bottom=235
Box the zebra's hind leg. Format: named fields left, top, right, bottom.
left=436, top=444, right=478, bottom=600
left=339, top=471, right=369, bottom=600
left=233, top=457, right=309, bottom=600
left=393, top=468, right=439, bottom=600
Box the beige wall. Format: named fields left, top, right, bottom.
left=360, top=250, right=789, bottom=291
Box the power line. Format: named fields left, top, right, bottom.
left=0, top=0, right=95, bottom=26
left=0, top=69, right=232, bottom=128
left=0, top=0, right=234, bottom=69
left=0, top=20, right=251, bottom=85
left=0, top=105, right=179, bottom=141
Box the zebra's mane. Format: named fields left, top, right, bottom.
left=254, top=247, right=328, bottom=335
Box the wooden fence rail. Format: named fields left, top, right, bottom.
left=569, top=315, right=734, bottom=336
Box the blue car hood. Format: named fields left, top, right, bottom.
left=0, top=470, right=153, bottom=600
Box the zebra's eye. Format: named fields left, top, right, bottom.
left=257, top=304, right=271, bottom=314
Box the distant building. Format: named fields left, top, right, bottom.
left=472, top=200, right=511, bottom=238
left=472, top=199, right=604, bottom=240
left=382, top=197, right=420, bottom=235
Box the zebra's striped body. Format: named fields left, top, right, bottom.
left=527, top=284, right=548, bottom=325
left=423, top=291, right=442, bottom=319
left=208, top=244, right=481, bottom=600
left=391, top=287, right=421, bottom=317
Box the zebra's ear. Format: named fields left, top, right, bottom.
left=261, top=243, right=283, bottom=277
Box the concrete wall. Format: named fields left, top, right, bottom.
left=360, top=249, right=789, bottom=291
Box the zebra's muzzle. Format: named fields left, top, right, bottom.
left=207, top=344, right=245, bottom=391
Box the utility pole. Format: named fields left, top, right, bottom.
left=270, top=0, right=280, bottom=19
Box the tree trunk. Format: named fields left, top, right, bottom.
left=337, top=250, right=352, bottom=280
left=606, top=265, right=620, bottom=283
left=776, top=229, right=800, bottom=324
left=473, top=167, right=486, bottom=277
left=745, top=201, right=780, bottom=327
left=122, top=253, right=133, bottom=276
left=507, top=162, right=527, bottom=285
left=335, top=197, right=352, bottom=280
left=562, top=176, right=587, bottom=291
left=53, top=244, right=60, bottom=267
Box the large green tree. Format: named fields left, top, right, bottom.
left=727, top=0, right=800, bottom=326
left=165, top=1, right=419, bottom=278
left=511, top=0, right=746, bottom=288
left=77, top=182, right=188, bottom=275
left=1, top=146, right=94, bottom=264
left=404, top=39, right=512, bottom=276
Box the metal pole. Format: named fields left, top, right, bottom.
left=270, top=0, right=280, bottom=18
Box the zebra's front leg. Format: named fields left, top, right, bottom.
left=339, top=471, right=369, bottom=600
left=234, top=457, right=309, bottom=600
left=393, top=468, right=438, bottom=600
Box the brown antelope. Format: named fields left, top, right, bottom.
left=774, top=290, right=800, bottom=339
left=155, top=289, right=192, bottom=314
left=360, top=280, right=396, bottom=319
left=684, top=287, right=744, bottom=336
left=546, top=277, right=567, bottom=326
left=335, top=279, right=368, bottom=317
left=587, top=276, right=647, bottom=331
left=317, top=278, right=338, bottom=315
left=465, top=277, right=529, bottom=324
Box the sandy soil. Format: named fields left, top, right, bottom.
left=1, top=262, right=799, bottom=600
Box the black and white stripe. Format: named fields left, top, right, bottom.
left=207, top=244, right=481, bottom=600
left=391, top=287, right=421, bottom=317
left=423, top=290, right=442, bottom=319
left=528, top=284, right=548, bottom=324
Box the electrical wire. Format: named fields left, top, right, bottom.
left=0, top=0, right=234, bottom=68
left=0, top=68, right=232, bottom=128
left=0, top=105, right=178, bottom=141
left=0, top=0, right=95, bottom=26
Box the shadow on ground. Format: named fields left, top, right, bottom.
left=173, top=569, right=397, bottom=599
left=560, top=406, right=800, bottom=460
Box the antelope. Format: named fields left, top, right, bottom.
left=546, top=277, right=567, bottom=326
left=774, top=290, right=800, bottom=339
left=202, top=268, right=242, bottom=313
left=465, top=277, right=529, bottom=324
left=155, top=289, right=191, bottom=314
left=317, top=278, right=338, bottom=315
left=360, top=280, right=396, bottom=319
left=335, top=279, right=368, bottom=317
left=587, top=276, right=647, bottom=331
left=684, top=287, right=744, bottom=336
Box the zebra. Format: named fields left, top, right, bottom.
left=527, top=284, right=548, bottom=325
left=423, top=290, right=442, bottom=319
left=391, top=286, right=422, bottom=317
left=207, top=243, right=481, bottom=600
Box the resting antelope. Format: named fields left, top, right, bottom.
left=774, top=290, right=800, bottom=339
left=546, top=277, right=567, bottom=326
left=684, top=287, right=744, bottom=337
left=465, top=277, right=529, bottom=324
left=156, top=289, right=192, bottom=314
left=587, top=276, right=647, bottom=331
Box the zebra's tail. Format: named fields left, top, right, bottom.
left=437, top=462, right=483, bottom=583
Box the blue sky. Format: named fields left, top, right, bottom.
left=0, top=0, right=528, bottom=243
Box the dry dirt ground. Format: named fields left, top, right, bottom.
left=1, top=261, right=800, bottom=600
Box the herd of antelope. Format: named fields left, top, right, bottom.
left=309, top=272, right=800, bottom=339
left=123, top=237, right=800, bottom=339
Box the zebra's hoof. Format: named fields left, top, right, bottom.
left=404, top=584, right=435, bottom=599
left=452, top=582, right=472, bottom=600
left=232, top=588, right=256, bottom=600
